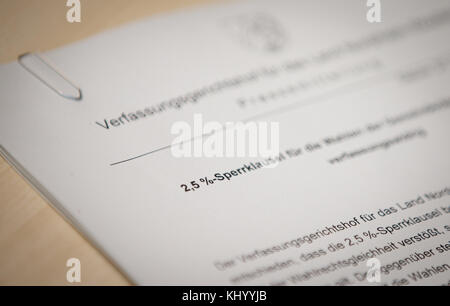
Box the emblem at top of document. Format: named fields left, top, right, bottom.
left=221, top=12, right=288, bottom=53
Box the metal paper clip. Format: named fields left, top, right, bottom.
left=18, top=52, right=82, bottom=101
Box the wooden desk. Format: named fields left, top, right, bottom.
left=0, top=0, right=217, bottom=285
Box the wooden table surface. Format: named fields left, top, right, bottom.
left=0, top=0, right=217, bottom=285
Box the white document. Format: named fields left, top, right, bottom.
left=1, top=0, right=450, bottom=285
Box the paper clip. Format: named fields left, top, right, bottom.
left=18, top=52, right=82, bottom=101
